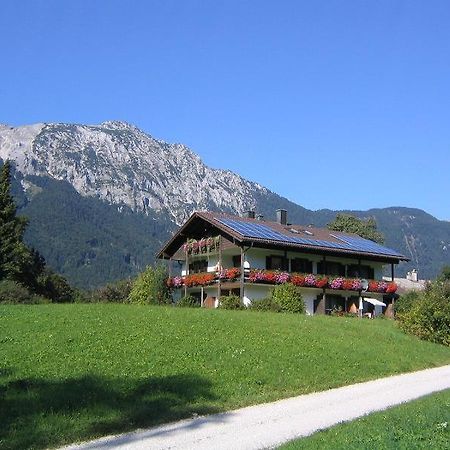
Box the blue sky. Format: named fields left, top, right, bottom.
left=1, top=1, right=449, bottom=219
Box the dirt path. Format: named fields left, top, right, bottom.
left=63, top=364, right=450, bottom=450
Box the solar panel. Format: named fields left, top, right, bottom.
left=336, top=236, right=402, bottom=257
left=217, top=218, right=403, bottom=258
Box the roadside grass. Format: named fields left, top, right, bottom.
left=1, top=304, right=449, bottom=450
left=279, top=389, right=450, bottom=449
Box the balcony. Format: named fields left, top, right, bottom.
left=167, top=269, right=398, bottom=294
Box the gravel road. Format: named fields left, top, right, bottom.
left=63, top=364, right=450, bottom=450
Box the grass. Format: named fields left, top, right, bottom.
left=279, top=389, right=450, bottom=449
left=1, top=304, right=449, bottom=449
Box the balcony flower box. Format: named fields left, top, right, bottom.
left=167, top=269, right=398, bottom=294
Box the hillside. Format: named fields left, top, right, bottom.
left=1, top=122, right=449, bottom=287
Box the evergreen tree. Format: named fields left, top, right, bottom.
left=0, top=161, right=31, bottom=281
left=327, top=213, right=385, bottom=244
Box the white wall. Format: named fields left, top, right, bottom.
left=180, top=247, right=386, bottom=280
left=181, top=254, right=220, bottom=276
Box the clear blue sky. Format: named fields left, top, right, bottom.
left=1, top=1, right=449, bottom=219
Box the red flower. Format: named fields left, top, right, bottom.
left=291, top=274, right=306, bottom=286
left=264, top=271, right=277, bottom=283
left=184, top=272, right=215, bottom=287
left=342, top=279, right=354, bottom=290
left=225, top=268, right=241, bottom=280
left=386, top=282, right=398, bottom=293
left=315, top=276, right=328, bottom=288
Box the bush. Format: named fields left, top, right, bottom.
left=396, top=281, right=450, bottom=346
left=177, top=295, right=200, bottom=308
left=394, top=290, right=420, bottom=315
left=128, top=265, right=171, bottom=305
left=37, top=271, right=74, bottom=303
left=218, top=295, right=243, bottom=310
left=271, top=283, right=305, bottom=313
left=249, top=297, right=282, bottom=312
left=93, top=278, right=133, bottom=303
left=0, top=279, right=48, bottom=304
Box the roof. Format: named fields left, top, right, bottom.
left=157, top=211, right=410, bottom=263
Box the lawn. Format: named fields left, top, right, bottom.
left=1, top=304, right=450, bottom=450
left=279, top=389, right=450, bottom=449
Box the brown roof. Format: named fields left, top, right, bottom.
left=157, top=211, right=409, bottom=263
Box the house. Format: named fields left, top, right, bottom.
left=157, top=210, right=409, bottom=316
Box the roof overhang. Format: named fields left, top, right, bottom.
left=156, top=212, right=244, bottom=259
left=156, top=211, right=409, bottom=264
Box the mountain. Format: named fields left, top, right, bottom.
left=1, top=121, right=449, bottom=288
left=0, top=122, right=269, bottom=224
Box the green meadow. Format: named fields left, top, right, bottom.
left=1, top=304, right=450, bottom=449
left=280, top=389, right=450, bottom=449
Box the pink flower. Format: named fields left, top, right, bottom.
left=275, top=272, right=290, bottom=284
left=330, top=277, right=344, bottom=289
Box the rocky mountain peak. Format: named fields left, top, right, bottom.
left=0, top=121, right=265, bottom=224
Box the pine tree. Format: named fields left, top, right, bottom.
left=0, top=161, right=31, bottom=281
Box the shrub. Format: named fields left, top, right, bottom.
left=177, top=295, right=200, bottom=308
left=271, top=283, right=305, bottom=313
left=128, top=265, right=171, bottom=305
left=0, top=279, right=48, bottom=304
left=396, top=281, right=450, bottom=346
left=218, top=295, right=243, bottom=310
left=0, top=280, right=32, bottom=303
left=249, top=297, right=282, bottom=312
left=36, top=271, right=74, bottom=303
left=93, top=278, right=133, bottom=303
left=394, top=290, right=420, bottom=315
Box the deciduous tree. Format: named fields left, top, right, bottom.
left=327, top=213, right=384, bottom=244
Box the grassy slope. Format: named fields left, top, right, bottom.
left=1, top=304, right=449, bottom=450
left=280, top=389, right=450, bottom=449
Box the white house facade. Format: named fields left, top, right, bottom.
left=158, top=210, right=409, bottom=316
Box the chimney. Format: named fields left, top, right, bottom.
left=244, top=210, right=255, bottom=219
left=407, top=269, right=418, bottom=282
left=276, top=209, right=287, bottom=225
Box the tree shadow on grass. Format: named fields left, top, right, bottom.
left=0, top=372, right=220, bottom=450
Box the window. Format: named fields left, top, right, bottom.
left=291, top=258, right=312, bottom=273
left=347, top=265, right=374, bottom=279
left=317, top=261, right=345, bottom=276
left=266, top=255, right=288, bottom=271
left=232, top=255, right=241, bottom=268
left=188, top=259, right=208, bottom=274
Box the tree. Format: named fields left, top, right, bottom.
left=0, top=161, right=74, bottom=302
left=327, top=213, right=384, bottom=244
left=128, top=265, right=171, bottom=305
left=437, top=265, right=450, bottom=282
left=0, top=161, right=32, bottom=281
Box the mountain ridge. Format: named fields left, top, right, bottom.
left=1, top=121, right=449, bottom=287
